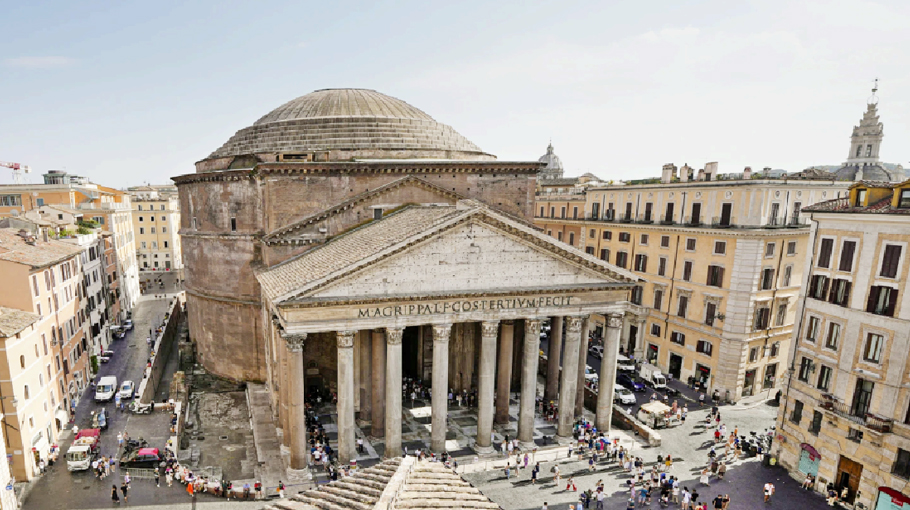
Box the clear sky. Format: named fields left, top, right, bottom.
left=1, top=0, right=908, bottom=187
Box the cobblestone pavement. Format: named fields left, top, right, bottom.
left=463, top=401, right=832, bottom=510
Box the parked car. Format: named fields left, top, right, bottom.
left=99, top=350, right=114, bottom=363
left=589, top=344, right=604, bottom=359
left=120, top=447, right=163, bottom=469
left=617, top=373, right=646, bottom=392
left=118, top=381, right=135, bottom=400
left=613, top=384, right=637, bottom=405
left=123, top=319, right=134, bottom=331
left=584, top=365, right=598, bottom=384
left=95, top=376, right=118, bottom=402
left=110, top=326, right=125, bottom=340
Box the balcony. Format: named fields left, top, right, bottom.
left=619, top=213, right=634, bottom=223
left=659, top=214, right=676, bottom=225
left=820, top=394, right=894, bottom=433
left=711, top=216, right=734, bottom=228
left=683, top=216, right=703, bottom=227
left=635, top=214, right=654, bottom=224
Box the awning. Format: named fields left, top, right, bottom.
left=54, top=408, right=68, bottom=423
left=800, top=443, right=821, bottom=461
left=640, top=401, right=671, bottom=414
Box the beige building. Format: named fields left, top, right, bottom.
left=127, top=187, right=182, bottom=275
left=537, top=163, right=852, bottom=401
left=0, top=228, right=89, bottom=481
left=775, top=180, right=910, bottom=509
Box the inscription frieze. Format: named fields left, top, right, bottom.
left=357, top=295, right=574, bottom=319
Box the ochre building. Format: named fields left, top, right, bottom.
left=175, top=89, right=640, bottom=467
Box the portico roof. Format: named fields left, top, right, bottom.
left=256, top=199, right=639, bottom=305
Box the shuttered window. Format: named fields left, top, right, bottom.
left=677, top=296, right=688, bottom=318
left=866, top=286, right=898, bottom=317
left=653, top=289, right=663, bottom=310
left=839, top=241, right=856, bottom=271
left=706, top=265, right=724, bottom=288
left=817, top=238, right=834, bottom=268
left=828, top=279, right=851, bottom=307
left=705, top=302, right=716, bottom=326
left=683, top=261, right=693, bottom=281
left=880, top=245, right=902, bottom=278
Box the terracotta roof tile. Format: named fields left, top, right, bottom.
left=0, top=307, right=39, bottom=338
left=0, top=228, right=83, bottom=268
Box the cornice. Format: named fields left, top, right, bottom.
left=536, top=219, right=811, bottom=238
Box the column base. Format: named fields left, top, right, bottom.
left=520, top=441, right=537, bottom=452
left=473, top=444, right=495, bottom=455
left=555, top=434, right=574, bottom=445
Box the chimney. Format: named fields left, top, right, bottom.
left=705, top=162, right=718, bottom=181
left=661, top=164, right=677, bottom=184
left=680, top=164, right=692, bottom=183
left=697, top=169, right=705, bottom=181
left=743, top=166, right=752, bottom=180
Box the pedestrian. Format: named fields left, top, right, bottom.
left=504, top=463, right=511, bottom=479
left=700, top=468, right=710, bottom=486
left=278, top=480, right=286, bottom=498
left=166, top=469, right=174, bottom=487
left=187, top=480, right=195, bottom=498
left=763, top=482, right=775, bottom=503
left=255, top=480, right=263, bottom=499
left=566, top=475, right=577, bottom=492
left=117, top=432, right=123, bottom=449
left=712, top=494, right=724, bottom=510
left=154, top=467, right=160, bottom=487
left=722, top=494, right=730, bottom=510
left=124, top=472, right=131, bottom=488
left=682, top=487, right=691, bottom=510
left=699, top=393, right=705, bottom=406
left=357, top=437, right=364, bottom=453
left=120, top=482, right=129, bottom=503
left=826, top=487, right=838, bottom=506
left=596, top=489, right=605, bottom=510
left=111, top=485, right=120, bottom=504
left=553, top=464, right=561, bottom=484
left=542, top=502, right=548, bottom=510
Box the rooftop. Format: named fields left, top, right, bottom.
left=0, top=228, right=83, bottom=269
left=207, top=88, right=492, bottom=161
left=0, top=307, right=39, bottom=338
left=804, top=180, right=910, bottom=215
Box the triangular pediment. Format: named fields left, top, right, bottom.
left=263, top=176, right=467, bottom=245
left=257, top=201, right=638, bottom=304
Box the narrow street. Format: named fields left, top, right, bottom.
left=22, top=273, right=186, bottom=510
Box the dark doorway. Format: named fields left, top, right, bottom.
left=836, top=456, right=862, bottom=504
left=628, top=324, right=638, bottom=354
left=668, top=354, right=682, bottom=379
left=720, top=203, right=732, bottom=226
left=743, top=369, right=756, bottom=397
left=402, top=326, right=420, bottom=379
left=690, top=203, right=702, bottom=225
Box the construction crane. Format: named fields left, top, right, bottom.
left=0, top=161, right=31, bottom=184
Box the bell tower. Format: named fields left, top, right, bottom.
left=845, top=79, right=884, bottom=167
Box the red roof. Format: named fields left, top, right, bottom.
left=137, top=447, right=159, bottom=456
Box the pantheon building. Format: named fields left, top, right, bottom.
left=174, top=89, right=641, bottom=468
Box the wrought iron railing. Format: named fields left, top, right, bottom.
left=820, top=394, right=893, bottom=433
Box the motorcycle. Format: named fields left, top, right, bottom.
left=129, top=401, right=153, bottom=415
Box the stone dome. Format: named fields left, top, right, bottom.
left=538, top=143, right=563, bottom=171
left=207, top=88, right=491, bottom=161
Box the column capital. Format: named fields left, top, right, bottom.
left=284, top=333, right=307, bottom=353
left=606, top=313, right=624, bottom=329
left=385, top=327, right=404, bottom=345
left=565, top=316, right=585, bottom=334
left=524, top=318, right=542, bottom=333
left=336, top=330, right=356, bottom=349
left=432, top=324, right=452, bottom=344
left=480, top=320, right=500, bottom=338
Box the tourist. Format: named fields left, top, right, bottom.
left=120, top=482, right=129, bottom=503
left=255, top=480, right=263, bottom=499
left=111, top=485, right=120, bottom=505
left=763, top=482, right=775, bottom=503
left=278, top=480, right=285, bottom=498
left=531, top=463, right=538, bottom=484
left=566, top=475, right=576, bottom=492
left=553, top=464, right=561, bottom=484
left=802, top=474, right=814, bottom=490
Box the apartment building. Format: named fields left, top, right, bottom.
left=61, top=232, right=110, bottom=356
left=128, top=187, right=182, bottom=275
left=775, top=180, right=910, bottom=509
left=537, top=164, right=852, bottom=401
left=0, top=228, right=90, bottom=481
left=0, top=174, right=140, bottom=320
left=100, top=232, right=122, bottom=327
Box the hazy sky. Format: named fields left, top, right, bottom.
left=1, top=0, right=908, bottom=188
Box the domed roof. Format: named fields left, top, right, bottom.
left=538, top=143, right=563, bottom=170
left=207, top=88, right=489, bottom=161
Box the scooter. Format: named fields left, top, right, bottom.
left=129, top=401, right=153, bottom=415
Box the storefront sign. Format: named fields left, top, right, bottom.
left=876, top=487, right=910, bottom=510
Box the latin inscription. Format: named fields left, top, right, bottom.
left=357, top=296, right=574, bottom=318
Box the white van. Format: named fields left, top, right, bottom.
left=616, top=354, right=636, bottom=372
left=94, top=376, right=118, bottom=402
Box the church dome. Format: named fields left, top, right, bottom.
left=206, top=89, right=491, bottom=161
left=538, top=143, right=563, bottom=171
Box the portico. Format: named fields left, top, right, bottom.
left=257, top=200, right=638, bottom=464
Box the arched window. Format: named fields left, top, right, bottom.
left=23, top=385, right=30, bottom=400
left=856, top=145, right=862, bottom=158
left=866, top=144, right=873, bottom=157
left=19, top=355, right=25, bottom=369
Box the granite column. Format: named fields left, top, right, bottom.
left=431, top=324, right=452, bottom=453
left=518, top=319, right=541, bottom=446
left=285, top=334, right=308, bottom=469
left=475, top=320, right=499, bottom=451
left=545, top=316, right=563, bottom=402
left=385, top=327, right=404, bottom=457
left=556, top=316, right=584, bottom=440
left=371, top=330, right=386, bottom=436
left=596, top=314, right=623, bottom=432
left=494, top=321, right=515, bottom=425
left=336, top=331, right=357, bottom=464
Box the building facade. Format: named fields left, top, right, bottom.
left=62, top=232, right=109, bottom=357
left=176, top=88, right=640, bottom=468
left=775, top=180, right=910, bottom=509
left=537, top=164, right=852, bottom=401
left=128, top=187, right=182, bottom=275
left=0, top=228, right=90, bottom=481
